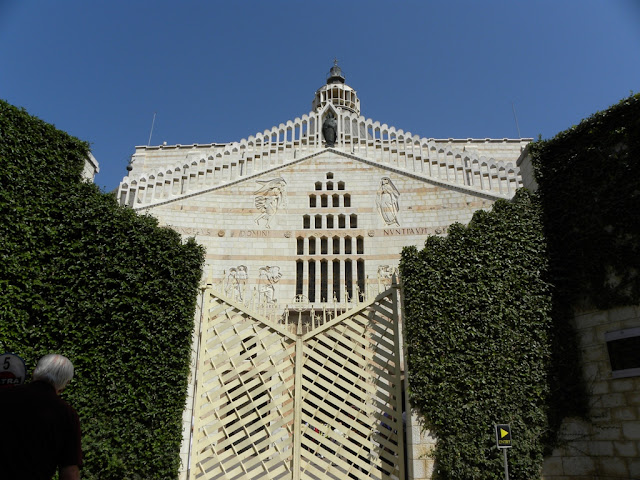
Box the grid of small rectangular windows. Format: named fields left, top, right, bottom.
left=296, top=175, right=364, bottom=303
left=309, top=194, right=350, bottom=208
left=303, top=214, right=357, bottom=229
left=295, top=236, right=363, bottom=256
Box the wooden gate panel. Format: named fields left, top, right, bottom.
left=192, top=295, right=296, bottom=479
left=297, top=292, right=403, bottom=480
left=190, top=285, right=403, bottom=480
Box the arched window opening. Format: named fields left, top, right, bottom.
left=326, top=181, right=334, bottom=190
left=338, top=181, right=345, bottom=190
left=309, top=195, right=317, bottom=208
left=296, top=260, right=303, bottom=296
left=338, top=214, right=346, bottom=229
left=309, top=237, right=316, bottom=255
left=333, top=236, right=340, bottom=254
left=343, top=194, right=351, bottom=207
left=333, top=260, right=341, bottom=302
left=326, top=172, right=334, bottom=179
left=297, top=237, right=304, bottom=255
left=326, top=215, right=334, bottom=229
left=332, top=194, right=340, bottom=207
left=350, top=214, right=358, bottom=228
left=321, top=195, right=328, bottom=207
left=315, top=215, right=322, bottom=229
left=344, top=236, right=352, bottom=254
left=308, top=260, right=316, bottom=302
left=345, top=260, right=353, bottom=300
left=321, top=237, right=328, bottom=255
left=303, top=215, right=310, bottom=229
left=320, top=260, right=328, bottom=302
left=356, top=236, right=364, bottom=254
left=357, top=260, right=365, bottom=300
left=315, top=181, right=322, bottom=191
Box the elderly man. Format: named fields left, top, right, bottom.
left=0, top=354, right=83, bottom=479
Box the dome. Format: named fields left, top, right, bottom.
left=312, top=61, right=360, bottom=115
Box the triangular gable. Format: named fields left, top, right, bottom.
left=118, top=109, right=525, bottom=209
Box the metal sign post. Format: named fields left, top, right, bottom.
left=495, top=424, right=512, bottom=480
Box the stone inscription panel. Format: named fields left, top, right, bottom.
left=383, top=226, right=449, bottom=236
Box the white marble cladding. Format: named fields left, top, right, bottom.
left=117, top=107, right=529, bottom=208
left=82, top=151, right=99, bottom=182
left=136, top=152, right=496, bottom=312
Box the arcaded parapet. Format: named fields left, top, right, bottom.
left=117, top=106, right=528, bottom=208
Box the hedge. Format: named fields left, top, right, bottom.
left=529, top=93, right=640, bottom=310
left=0, top=99, right=205, bottom=479
left=400, top=190, right=554, bottom=479
left=399, top=94, right=639, bottom=479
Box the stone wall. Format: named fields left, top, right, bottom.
left=82, top=151, right=99, bottom=182
left=405, top=411, right=436, bottom=480
left=542, top=305, right=640, bottom=479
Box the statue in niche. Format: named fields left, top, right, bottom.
left=254, top=177, right=287, bottom=228
left=225, top=265, right=248, bottom=301
left=322, top=112, right=337, bottom=147
left=376, top=177, right=400, bottom=226
left=258, top=266, right=282, bottom=303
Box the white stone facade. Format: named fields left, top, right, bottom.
left=117, top=65, right=530, bottom=479
left=82, top=151, right=99, bottom=182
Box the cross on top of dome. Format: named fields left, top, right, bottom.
left=327, top=58, right=345, bottom=85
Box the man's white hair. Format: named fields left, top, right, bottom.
left=33, top=354, right=74, bottom=391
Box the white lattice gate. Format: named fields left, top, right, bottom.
left=188, top=283, right=404, bottom=480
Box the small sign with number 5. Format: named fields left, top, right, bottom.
left=0, top=353, right=26, bottom=388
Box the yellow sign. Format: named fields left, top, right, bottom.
left=495, top=424, right=512, bottom=448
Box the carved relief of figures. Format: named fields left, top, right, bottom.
left=258, top=266, right=282, bottom=303
left=376, top=177, right=400, bottom=226
left=254, top=177, right=287, bottom=228
left=377, top=265, right=398, bottom=286
left=225, top=265, right=248, bottom=301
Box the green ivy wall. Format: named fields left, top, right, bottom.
left=400, top=93, right=639, bottom=479
left=401, top=191, right=554, bottom=479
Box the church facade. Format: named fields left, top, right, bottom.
left=117, top=63, right=530, bottom=479
left=118, top=63, right=527, bottom=314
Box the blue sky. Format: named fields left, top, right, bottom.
left=2, top=1, right=639, bottom=192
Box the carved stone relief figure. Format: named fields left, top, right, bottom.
left=377, top=265, right=398, bottom=287
left=254, top=177, right=287, bottom=228
left=225, top=265, right=248, bottom=301
left=224, top=267, right=239, bottom=299
left=258, top=266, right=282, bottom=303
left=237, top=265, right=248, bottom=292
left=375, top=177, right=400, bottom=226
left=322, top=113, right=337, bottom=147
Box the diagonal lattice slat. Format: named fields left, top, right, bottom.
left=190, top=285, right=403, bottom=480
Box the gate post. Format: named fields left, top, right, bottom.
left=392, top=275, right=406, bottom=480
left=292, top=312, right=304, bottom=480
